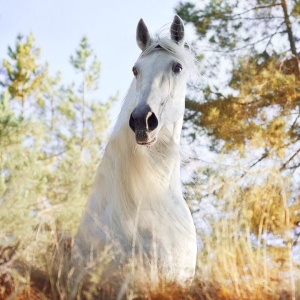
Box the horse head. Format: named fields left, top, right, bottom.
left=129, top=15, right=189, bottom=146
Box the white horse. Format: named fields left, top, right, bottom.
left=73, top=15, right=197, bottom=289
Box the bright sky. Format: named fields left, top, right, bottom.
left=0, top=0, right=185, bottom=119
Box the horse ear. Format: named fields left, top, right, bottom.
left=170, top=15, right=184, bottom=46
left=136, top=19, right=151, bottom=51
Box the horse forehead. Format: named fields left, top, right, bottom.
left=138, top=51, right=177, bottom=72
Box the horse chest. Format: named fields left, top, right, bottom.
left=107, top=194, right=194, bottom=254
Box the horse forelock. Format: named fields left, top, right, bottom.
left=139, top=38, right=200, bottom=80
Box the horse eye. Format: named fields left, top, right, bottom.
left=132, top=67, right=138, bottom=77
left=172, top=63, right=182, bottom=74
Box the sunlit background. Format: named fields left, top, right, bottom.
left=1, top=0, right=300, bottom=298
left=1, top=0, right=183, bottom=116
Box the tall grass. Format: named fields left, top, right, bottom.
left=1, top=167, right=299, bottom=299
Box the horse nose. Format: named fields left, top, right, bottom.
left=129, top=105, right=158, bottom=132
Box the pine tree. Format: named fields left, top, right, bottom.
left=0, top=35, right=113, bottom=248
left=177, top=1, right=300, bottom=296
left=1, top=34, right=46, bottom=115
left=177, top=0, right=300, bottom=168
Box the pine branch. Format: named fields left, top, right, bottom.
left=230, top=3, right=282, bottom=18
left=185, top=98, right=203, bottom=112
left=264, top=21, right=286, bottom=52
left=184, top=111, right=199, bottom=122
left=230, top=16, right=284, bottom=21
left=281, top=146, right=300, bottom=170
left=249, top=151, right=270, bottom=169
left=199, top=31, right=287, bottom=54
left=38, top=149, right=68, bottom=161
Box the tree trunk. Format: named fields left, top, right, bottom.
left=281, top=0, right=300, bottom=80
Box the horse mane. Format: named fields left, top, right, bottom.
left=107, top=37, right=199, bottom=206
left=140, top=37, right=200, bottom=80
left=113, top=36, right=200, bottom=138
left=72, top=18, right=197, bottom=291
left=98, top=112, right=183, bottom=241
left=90, top=37, right=199, bottom=241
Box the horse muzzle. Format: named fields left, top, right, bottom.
left=129, top=104, right=158, bottom=145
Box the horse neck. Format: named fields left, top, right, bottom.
left=104, top=82, right=184, bottom=205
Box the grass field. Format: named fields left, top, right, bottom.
left=1, top=218, right=299, bottom=300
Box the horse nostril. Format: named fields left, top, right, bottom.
left=129, top=113, right=135, bottom=132
left=129, top=106, right=158, bottom=133
left=147, top=112, right=158, bottom=131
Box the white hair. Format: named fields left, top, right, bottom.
left=72, top=19, right=198, bottom=294
left=141, top=38, right=200, bottom=80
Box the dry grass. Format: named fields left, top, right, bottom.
left=1, top=229, right=299, bottom=300
left=1, top=170, right=299, bottom=299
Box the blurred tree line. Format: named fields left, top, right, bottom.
left=177, top=0, right=300, bottom=295
left=0, top=34, right=114, bottom=245
left=0, top=1, right=299, bottom=297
